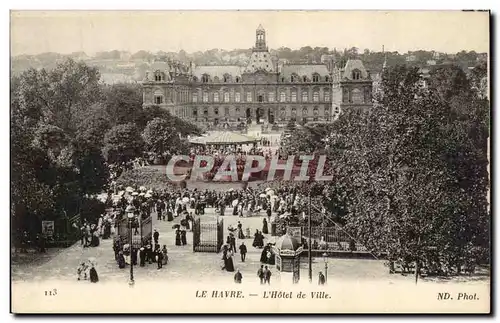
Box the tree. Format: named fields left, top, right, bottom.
left=323, top=64, right=489, bottom=281
left=102, top=83, right=144, bottom=128
left=142, top=117, right=181, bottom=157
left=103, top=123, right=144, bottom=164
left=16, top=59, right=102, bottom=132
left=74, top=141, right=110, bottom=195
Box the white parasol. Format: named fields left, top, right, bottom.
left=147, top=190, right=153, bottom=194
left=259, top=193, right=267, bottom=198
left=139, top=186, right=147, bottom=192
left=126, top=186, right=134, bottom=193
left=228, top=188, right=234, bottom=192
left=144, top=193, right=152, bottom=198
left=232, top=199, right=239, bottom=207
left=265, top=187, right=271, bottom=192
left=132, top=192, right=139, bottom=196
left=267, top=190, right=275, bottom=196
left=182, top=197, right=190, bottom=204
left=139, top=192, right=146, bottom=196
left=118, top=190, right=125, bottom=196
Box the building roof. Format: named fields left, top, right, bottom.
left=342, top=59, right=369, bottom=80
left=275, top=233, right=301, bottom=251
left=189, top=131, right=258, bottom=145
left=192, top=65, right=243, bottom=79
left=257, top=24, right=265, bottom=31
left=281, top=64, right=330, bottom=79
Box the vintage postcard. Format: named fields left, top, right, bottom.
left=10, top=10, right=491, bottom=314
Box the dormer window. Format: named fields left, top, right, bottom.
left=236, top=76, right=240, bottom=83
left=352, top=69, right=361, bottom=80
left=192, top=76, right=198, bottom=82
left=213, top=76, right=220, bottom=83
left=325, top=76, right=330, bottom=82
left=312, top=74, right=320, bottom=82
left=303, top=76, right=307, bottom=82
left=154, top=70, right=165, bottom=82
left=291, top=74, right=299, bottom=82
left=202, top=74, right=210, bottom=83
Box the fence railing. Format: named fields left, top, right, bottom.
left=288, top=226, right=368, bottom=252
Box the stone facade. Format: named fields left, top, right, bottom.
left=142, top=26, right=373, bottom=127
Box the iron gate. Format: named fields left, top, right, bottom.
left=193, top=217, right=224, bottom=253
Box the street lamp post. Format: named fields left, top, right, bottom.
left=126, top=204, right=136, bottom=286
left=322, top=252, right=328, bottom=284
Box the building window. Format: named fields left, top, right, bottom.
left=291, top=92, right=297, bottom=102
left=202, top=74, right=210, bottom=83
left=203, top=108, right=208, bottom=116
left=213, top=92, right=219, bottom=102
left=214, top=107, right=219, bottom=115
left=313, top=107, right=319, bottom=116
left=281, top=77, right=285, bottom=82
left=154, top=71, right=165, bottom=82
left=313, top=74, right=320, bottom=82
left=324, top=92, right=330, bottom=102
left=224, top=107, right=229, bottom=116
left=193, top=108, right=198, bottom=117
left=325, top=76, right=330, bottom=82
left=302, top=107, right=308, bottom=116
left=302, top=92, right=308, bottom=102
left=193, top=76, right=198, bottom=82
left=291, top=74, right=298, bottom=82
left=203, top=92, right=209, bottom=103
left=280, top=108, right=286, bottom=118
left=236, top=76, right=240, bottom=83
left=280, top=92, right=286, bottom=102
left=303, top=76, right=307, bottom=82
left=192, top=93, right=198, bottom=103
left=235, top=92, right=241, bottom=102
left=313, top=92, right=319, bottom=102
left=246, top=92, right=252, bottom=102
left=224, top=92, right=230, bottom=102
left=269, top=92, right=275, bottom=102
left=258, top=95, right=264, bottom=102
left=291, top=108, right=297, bottom=117
left=352, top=88, right=364, bottom=104
left=352, top=69, right=361, bottom=80
left=235, top=107, right=240, bottom=116
left=154, top=95, right=163, bottom=105
left=213, top=76, right=220, bottom=83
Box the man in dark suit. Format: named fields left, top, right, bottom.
left=239, top=242, right=247, bottom=262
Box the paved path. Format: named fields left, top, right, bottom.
left=14, top=207, right=487, bottom=286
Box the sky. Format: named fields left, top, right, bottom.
left=10, top=11, right=490, bottom=56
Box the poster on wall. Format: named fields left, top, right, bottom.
left=41, top=221, right=54, bottom=238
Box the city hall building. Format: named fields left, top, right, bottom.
left=142, top=25, right=373, bottom=127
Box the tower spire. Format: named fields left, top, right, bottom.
left=255, top=24, right=267, bottom=51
